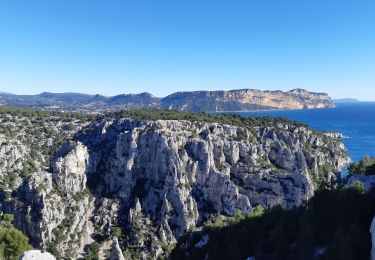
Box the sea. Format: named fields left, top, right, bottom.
left=232, top=102, right=375, bottom=163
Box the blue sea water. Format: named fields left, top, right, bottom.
left=233, top=102, right=375, bottom=162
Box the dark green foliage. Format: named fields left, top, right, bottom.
left=348, top=155, right=375, bottom=175
left=172, top=186, right=375, bottom=260
left=349, top=180, right=366, bottom=194
left=85, top=242, right=100, bottom=260
left=104, top=109, right=309, bottom=130
left=0, top=214, right=33, bottom=260
left=21, top=156, right=38, bottom=178
left=0, top=106, right=96, bottom=120
left=112, top=226, right=123, bottom=238
left=1, top=214, right=14, bottom=223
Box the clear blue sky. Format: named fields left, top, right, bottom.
left=0, top=1, right=374, bottom=100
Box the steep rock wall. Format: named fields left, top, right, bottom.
left=0, top=117, right=349, bottom=258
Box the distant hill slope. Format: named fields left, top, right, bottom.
left=334, top=98, right=360, bottom=103
left=0, top=88, right=334, bottom=112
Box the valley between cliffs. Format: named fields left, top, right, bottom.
left=0, top=109, right=349, bottom=259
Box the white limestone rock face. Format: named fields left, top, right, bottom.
left=62, top=119, right=346, bottom=256
left=52, top=141, right=90, bottom=195
left=110, top=237, right=125, bottom=260
left=20, top=250, right=56, bottom=260
left=0, top=134, right=28, bottom=189
left=8, top=170, right=95, bottom=258
left=0, top=135, right=26, bottom=177
left=0, top=117, right=349, bottom=258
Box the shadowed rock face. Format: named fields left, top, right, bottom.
left=0, top=115, right=348, bottom=258
left=372, top=217, right=375, bottom=260
left=0, top=88, right=334, bottom=113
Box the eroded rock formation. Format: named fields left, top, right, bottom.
left=0, top=112, right=348, bottom=258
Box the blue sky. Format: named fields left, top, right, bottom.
left=0, top=1, right=374, bottom=100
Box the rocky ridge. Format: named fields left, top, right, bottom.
left=0, top=109, right=348, bottom=259
left=0, top=88, right=334, bottom=113
left=162, top=88, right=334, bottom=111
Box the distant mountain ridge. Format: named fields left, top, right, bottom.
left=0, top=88, right=334, bottom=113
left=334, top=98, right=360, bottom=103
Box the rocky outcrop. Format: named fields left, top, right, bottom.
left=323, top=131, right=348, bottom=139
left=0, top=112, right=348, bottom=258
left=110, top=237, right=125, bottom=260
left=20, top=250, right=56, bottom=260
left=52, top=141, right=94, bottom=195
left=0, top=135, right=25, bottom=176
left=0, top=134, right=27, bottom=190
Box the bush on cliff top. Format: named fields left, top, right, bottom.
left=348, top=156, right=375, bottom=175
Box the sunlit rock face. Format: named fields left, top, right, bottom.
left=20, top=250, right=56, bottom=260
left=0, top=115, right=348, bottom=258
left=161, top=88, right=335, bottom=111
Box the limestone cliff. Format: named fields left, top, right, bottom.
left=161, top=88, right=335, bottom=111
left=0, top=109, right=348, bottom=259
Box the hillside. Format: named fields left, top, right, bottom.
left=0, top=88, right=335, bottom=113
left=334, top=98, right=360, bottom=103
left=172, top=185, right=375, bottom=260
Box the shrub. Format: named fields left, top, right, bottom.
left=348, top=156, right=375, bottom=175
left=0, top=214, right=33, bottom=259
left=85, top=242, right=100, bottom=260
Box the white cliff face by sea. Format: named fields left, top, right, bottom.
left=0, top=116, right=349, bottom=258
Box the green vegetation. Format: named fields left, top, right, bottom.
left=348, top=156, right=375, bottom=175
left=85, top=242, right=100, bottom=260
left=0, top=214, right=33, bottom=260
left=203, top=208, right=264, bottom=231
left=172, top=185, right=375, bottom=260
left=349, top=180, right=366, bottom=194
left=105, top=109, right=309, bottom=130
left=123, top=247, right=143, bottom=260
left=0, top=107, right=98, bottom=193
left=0, top=106, right=96, bottom=120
